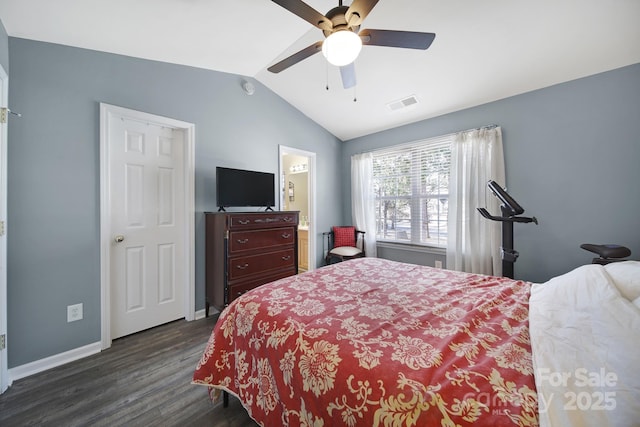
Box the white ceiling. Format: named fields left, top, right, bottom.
left=1, top=0, right=639, bottom=141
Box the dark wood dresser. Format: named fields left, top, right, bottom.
left=205, top=211, right=299, bottom=315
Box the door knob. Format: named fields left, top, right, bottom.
left=114, top=235, right=125, bottom=243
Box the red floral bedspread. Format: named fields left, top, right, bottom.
left=193, top=258, right=538, bottom=426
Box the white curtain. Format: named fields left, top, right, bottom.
left=447, top=126, right=505, bottom=275
left=351, top=152, right=377, bottom=257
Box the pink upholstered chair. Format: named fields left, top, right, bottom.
left=323, top=226, right=366, bottom=265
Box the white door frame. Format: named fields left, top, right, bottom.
left=0, top=64, right=9, bottom=393
left=279, top=145, right=317, bottom=271
left=99, top=103, right=195, bottom=350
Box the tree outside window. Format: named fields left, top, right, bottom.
left=372, top=138, right=451, bottom=247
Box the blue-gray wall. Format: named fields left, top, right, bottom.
left=7, top=37, right=343, bottom=367
left=343, top=63, right=640, bottom=284
left=5, top=30, right=640, bottom=369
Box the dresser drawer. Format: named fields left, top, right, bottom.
left=228, top=227, right=295, bottom=253
left=227, top=268, right=297, bottom=303
left=228, top=248, right=295, bottom=281
left=229, top=212, right=298, bottom=230
left=205, top=211, right=298, bottom=315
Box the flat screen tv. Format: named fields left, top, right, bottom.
left=216, top=167, right=275, bottom=210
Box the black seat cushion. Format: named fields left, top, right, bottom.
left=580, top=243, right=631, bottom=259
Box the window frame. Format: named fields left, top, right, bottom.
left=371, top=135, right=452, bottom=249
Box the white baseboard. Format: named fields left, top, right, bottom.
left=8, top=312, right=211, bottom=385
left=8, top=341, right=101, bottom=383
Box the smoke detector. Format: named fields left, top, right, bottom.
left=242, top=80, right=255, bottom=96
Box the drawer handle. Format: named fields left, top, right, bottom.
left=281, top=255, right=291, bottom=261
left=281, top=233, right=291, bottom=239
left=238, top=219, right=250, bottom=225
left=255, top=218, right=278, bottom=223
left=283, top=217, right=293, bottom=222
left=236, top=263, right=249, bottom=270
left=236, top=238, right=249, bottom=244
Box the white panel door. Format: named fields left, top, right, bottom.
left=109, top=117, right=185, bottom=339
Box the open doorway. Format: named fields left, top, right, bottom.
left=279, top=146, right=316, bottom=272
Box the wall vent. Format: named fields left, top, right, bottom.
left=386, top=95, right=419, bottom=111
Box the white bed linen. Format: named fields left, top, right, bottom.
left=529, top=262, right=640, bottom=427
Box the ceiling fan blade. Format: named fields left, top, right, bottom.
left=267, top=41, right=323, bottom=73
left=340, top=62, right=357, bottom=89
left=360, top=29, right=436, bottom=50
left=271, top=0, right=333, bottom=31
left=345, top=0, right=379, bottom=27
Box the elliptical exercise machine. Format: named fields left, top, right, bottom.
left=477, top=180, right=537, bottom=279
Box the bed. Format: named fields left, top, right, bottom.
left=193, top=257, right=640, bottom=426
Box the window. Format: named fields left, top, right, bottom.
left=372, top=136, right=452, bottom=247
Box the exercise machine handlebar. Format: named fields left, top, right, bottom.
left=477, top=207, right=538, bottom=224
left=477, top=180, right=537, bottom=278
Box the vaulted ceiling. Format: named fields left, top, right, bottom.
left=1, top=0, right=638, bottom=140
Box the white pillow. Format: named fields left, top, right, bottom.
left=604, top=261, right=640, bottom=301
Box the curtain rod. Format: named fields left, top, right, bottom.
left=468, top=124, right=498, bottom=132
left=354, top=124, right=500, bottom=156
left=443, top=123, right=499, bottom=138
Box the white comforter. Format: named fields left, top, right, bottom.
left=530, top=261, right=640, bottom=427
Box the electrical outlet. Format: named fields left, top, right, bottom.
left=67, top=303, right=83, bottom=322
left=435, top=260, right=443, bottom=269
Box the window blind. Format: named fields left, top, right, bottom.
left=372, top=136, right=452, bottom=247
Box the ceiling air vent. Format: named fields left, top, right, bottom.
left=386, top=95, right=419, bottom=111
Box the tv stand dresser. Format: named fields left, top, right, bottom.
left=204, top=211, right=299, bottom=316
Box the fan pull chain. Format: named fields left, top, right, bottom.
left=353, top=85, right=357, bottom=102
left=326, top=61, right=329, bottom=91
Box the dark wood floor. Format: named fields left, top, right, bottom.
left=0, top=316, right=259, bottom=427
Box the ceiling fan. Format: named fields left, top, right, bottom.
left=267, top=0, right=436, bottom=89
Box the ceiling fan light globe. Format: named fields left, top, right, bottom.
left=321, top=31, right=362, bottom=67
